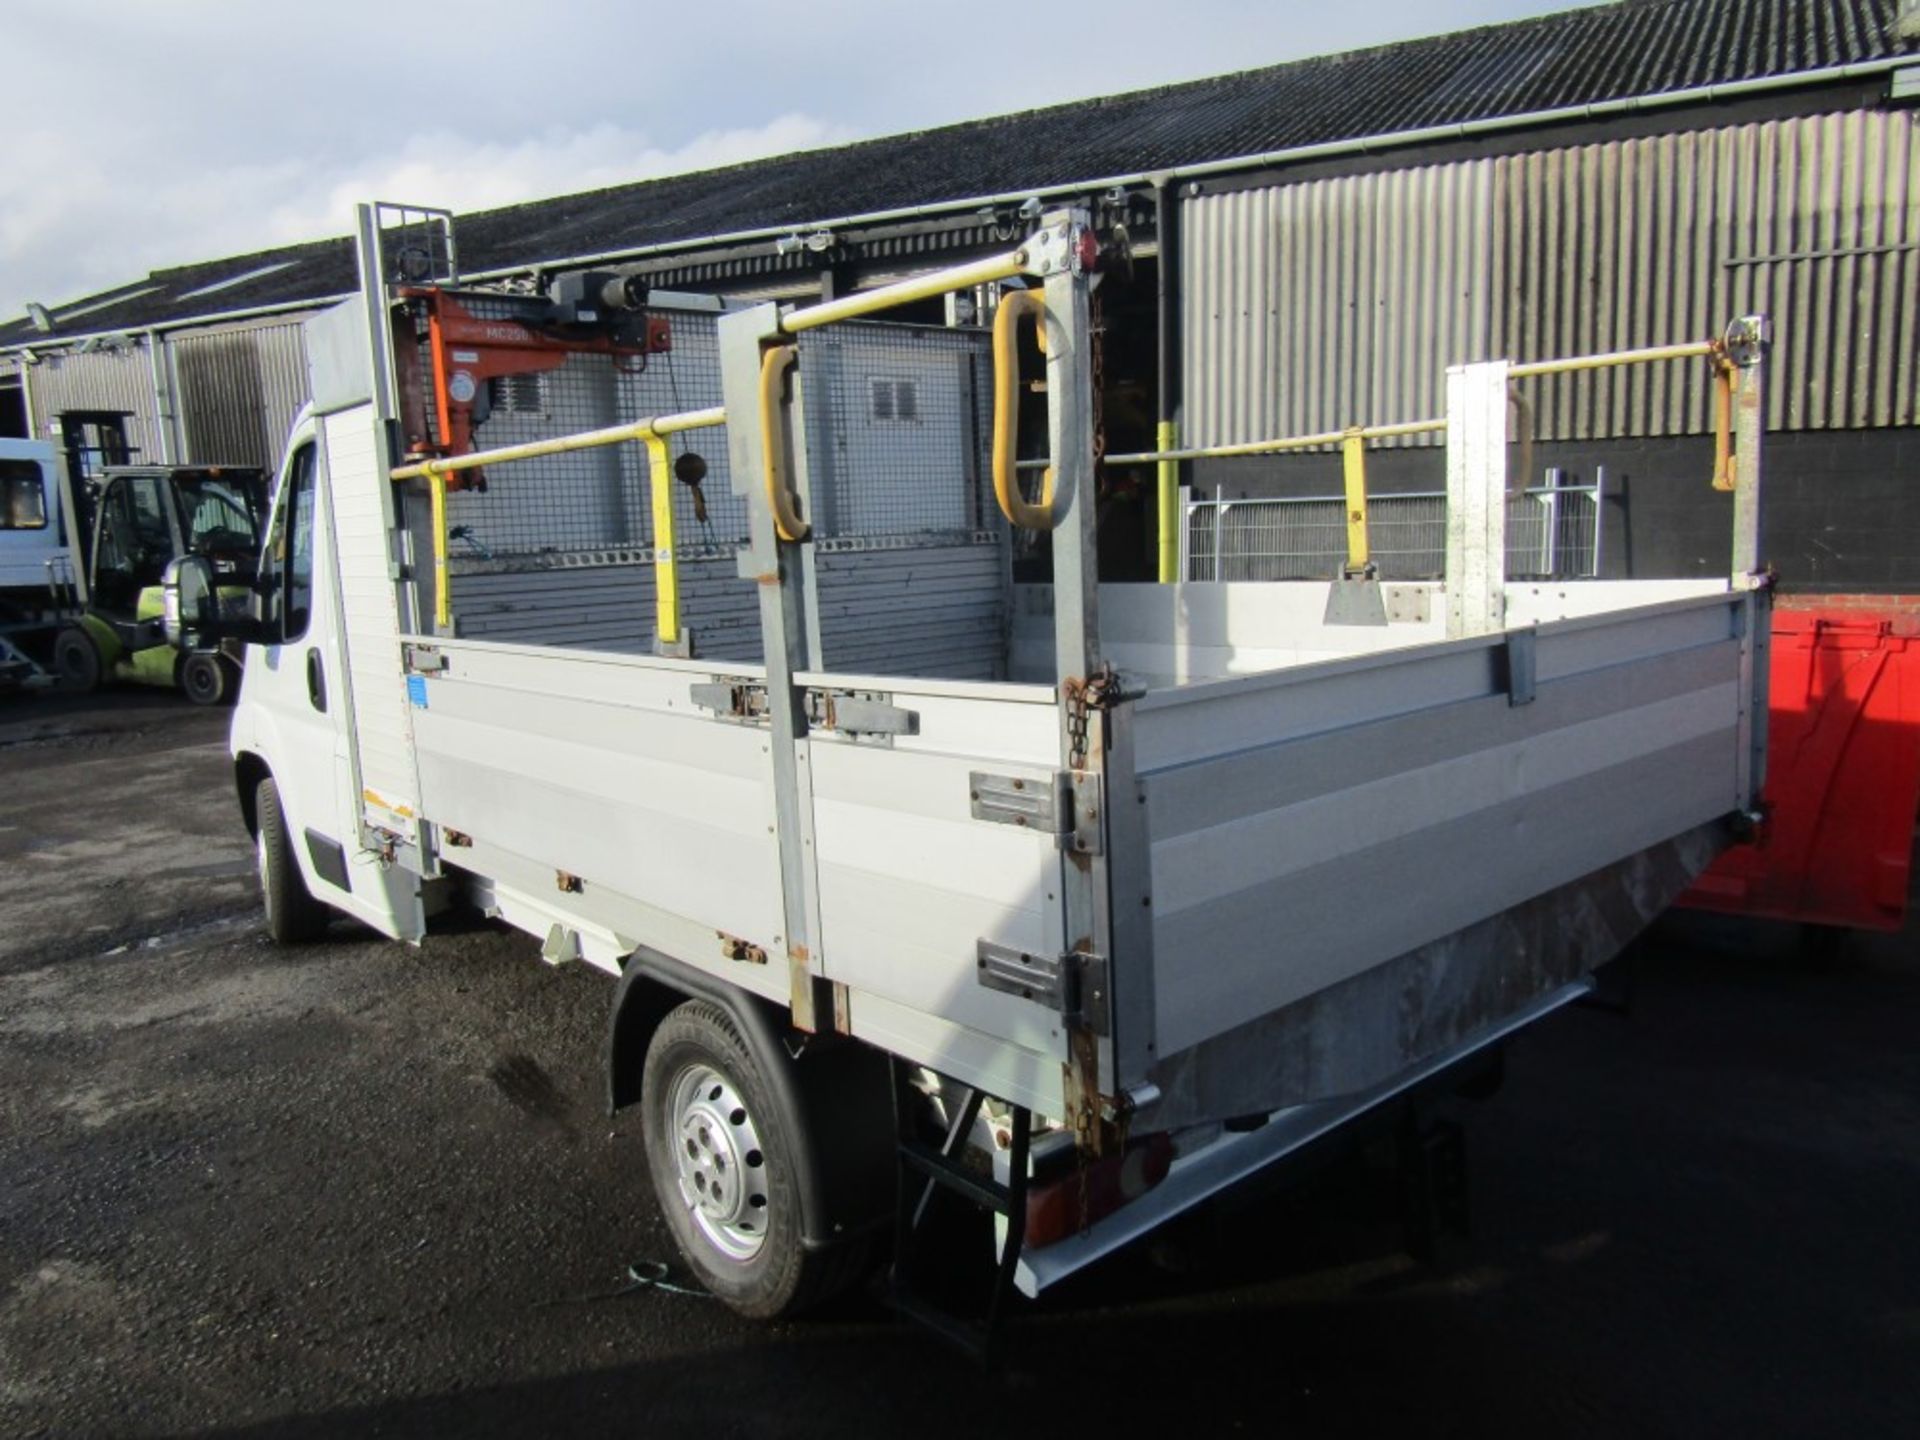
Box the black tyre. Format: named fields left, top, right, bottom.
left=640, top=999, right=865, bottom=1318
left=52, top=627, right=101, bottom=692
left=254, top=777, right=330, bottom=944
left=180, top=652, right=231, bottom=706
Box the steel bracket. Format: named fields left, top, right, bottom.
left=975, top=940, right=1110, bottom=1035
left=970, top=770, right=1070, bottom=835
left=690, top=680, right=770, bottom=722
left=1021, top=220, right=1084, bottom=278
left=805, top=688, right=918, bottom=742
left=402, top=643, right=448, bottom=674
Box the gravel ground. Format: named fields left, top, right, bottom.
left=1, top=687, right=1916, bottom=1439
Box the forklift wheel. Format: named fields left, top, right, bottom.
left=53, top=628, right=102, bottom=692
left=180, top=652, right=232, bottom=707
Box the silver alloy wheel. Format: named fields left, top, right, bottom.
left=256, top=827, right=271, bottom=898
left=667, top=1061, right=770, bottom=1263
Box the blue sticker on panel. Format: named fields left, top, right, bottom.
left=406, top=674, right=429, bottom=709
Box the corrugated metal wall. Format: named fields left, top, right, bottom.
left=1184, top=109, right=1920, bottom=447
left=22, top=341, right=164, bottom=459
left=1186, top=162, right=1496, bottom=446
left=19, top=315, right=313, bottom=471
left=170, top=320, right=309, bottom=469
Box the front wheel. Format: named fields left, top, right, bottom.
left=53, top=627, right=101, bottom=692
left=254, top=777, right=330, bottom=944
left=640, top=1000, right=864, bottom=1318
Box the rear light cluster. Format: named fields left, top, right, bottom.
left=1024, top=1131, right=1173, bottom=1248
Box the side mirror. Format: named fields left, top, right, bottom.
left=161, top=554, right=217, bottom=650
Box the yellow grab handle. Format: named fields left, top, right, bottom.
left=991, top=289, right=1063, bottom=531
left=759, top=344, right=809, bottom=542
left=1711, top=357, right=1736, bottom=492
left=424, top=462, right=451, bottom=630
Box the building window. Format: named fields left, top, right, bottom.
left=0, top=460, right=48, bottom=530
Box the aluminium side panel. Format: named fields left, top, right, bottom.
left=322, top=406, right=423, bottom=839
left=1129, top=593, right=1751, bottom=1061
left=800, top=679, right=1071, bottom=1118
left=403, top=640, right=788, bottom=968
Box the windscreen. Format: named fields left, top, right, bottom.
left=173, top=471, right=267, bottom=576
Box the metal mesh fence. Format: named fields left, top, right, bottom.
left=1186, top=481, right=1601, bottom=582
left=432, top=298, right=737, bottom=566
left=430, top=308, right=999, bottom=567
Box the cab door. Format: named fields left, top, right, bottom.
left=237, top=426, right=421, bottom=940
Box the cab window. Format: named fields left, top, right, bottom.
left=258, top=446, right=316, bottom=643
left=0, top=461, right=48, bottom=529
left=91, top=474, right=172, bottom=616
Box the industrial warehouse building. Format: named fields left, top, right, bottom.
left=3, top=0, right=1916, bottom=589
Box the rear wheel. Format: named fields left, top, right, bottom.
left=254, top=777, right=330, bottom=944
left=180, top=652, right=231, bottom=706
left=640, top=999, right=866, bottom=1318
left=53, top=627, right=101, bottom=692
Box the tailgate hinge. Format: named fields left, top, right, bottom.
left=975, top=940, right=1110, bottom=1036
left=690, top=680, right=770, bottom=723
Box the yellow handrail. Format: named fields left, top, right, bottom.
left=1103, top=418, right=1448, bottom=467
left=759, top=344, right=809, bottom=542
left=392, top=405, right=726, bottom=638
left=991, top=289, right=1063, bottom=531
left=1507, top=340, right=1715, bottom=379
left=780, top=247, right=1030, bottom=334
left=389, top=407, right=725, bottom=481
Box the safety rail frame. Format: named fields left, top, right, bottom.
left=390, top=406, right=726, bottom=643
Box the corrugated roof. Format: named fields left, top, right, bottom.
left=4, top=0, right=1908, bottom=346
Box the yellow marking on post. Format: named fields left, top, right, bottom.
left=1156, top=419, right=1179, bottom=584
left=645, top=435, right=679, bottom=645
left=1341, top=428, right=1370, bottom=574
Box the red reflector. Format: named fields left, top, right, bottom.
left=1076, top=228, right=1100, bottom=273
left=1025, top=1132, right=1174, bottom=1248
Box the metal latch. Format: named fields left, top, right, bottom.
left=806, top=689, right=918, bottom=741
left=975, top=939, right=1110, bottom=1035
left=970, top=770, right=1070, bottom=835
left=403, top=643, right=449, bottom=674
left=690, top=681, right=769, bottom=721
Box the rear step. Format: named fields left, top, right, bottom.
left=889, top=1066, right=1031, bottom=1360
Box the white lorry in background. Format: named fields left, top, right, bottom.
left=0, top=438, right=81, bottom=687
left=162, top=202, right=1771, bottom=1349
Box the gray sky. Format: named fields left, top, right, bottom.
left=0, top=0, right=1596, bottom=316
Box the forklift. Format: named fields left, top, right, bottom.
left=52, top=464, right=269, bottom=705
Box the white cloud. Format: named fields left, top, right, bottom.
left=262, top=114, right=858, bottom=248
left=2, top=113, right=856, bottom=311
